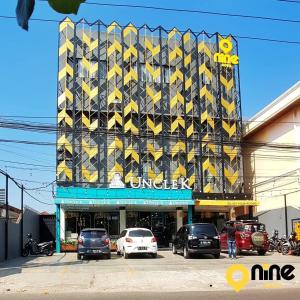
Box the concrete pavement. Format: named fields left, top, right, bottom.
left=0, top=251, right=300, bottom=297
left=1, top=289, right=300, bottom=300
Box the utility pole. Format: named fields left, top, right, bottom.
left=5, top=174, right=8, bottom=260
left=284, top=194, right=288, bottom=237
left=20, top=185, right=24, bottom=255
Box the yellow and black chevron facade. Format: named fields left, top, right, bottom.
left=57, top=18, right=243, bottom=195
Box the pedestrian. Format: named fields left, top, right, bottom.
left=226, top=222, right=237, bottom=259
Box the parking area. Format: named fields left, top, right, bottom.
left=0, top=251, right=300, bottom=295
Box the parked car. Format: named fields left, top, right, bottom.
left=172, top=223, right=221, bottom=259
left=116, top=228, right=158, bottom=258
left=220, top=220, right=269, bottom=256
left=77, top=228, right=111, bottom=260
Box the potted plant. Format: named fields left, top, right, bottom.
left=61, top=240, right=77, bottom=252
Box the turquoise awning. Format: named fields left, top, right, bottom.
left=55, top=187, right=193, bottom=206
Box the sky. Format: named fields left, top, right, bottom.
left=0, top=0, right=299, bottom=212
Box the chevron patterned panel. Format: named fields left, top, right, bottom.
left=168, top=28, right=186, bottom=182
left=57, top=20, right=243, bottom=194
left=183, top=31, right=199, bottom=189
left=106, top=22, right=124, bottom=182
left=219, top=35, right=242, bottom=193
left=198, top=33, right=222, bottom=193
left=57, top=18, right=75, bottom=182
left=123, top=23, right=139, bottom=183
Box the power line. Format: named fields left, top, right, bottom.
left=24, top=190, right=54, bottom=206
left=1, top=115, right=300, bottom=125
left=0, top=159, right=54, bottom=168
left=37, top=0, right=300, bottom=25
left=24, top=180, right=56, bottom=191
left=1, top=165, right=55, bottom=172
left=277, top=0, right=300, bottom=3
left=1, top=14, right=300, bottom=46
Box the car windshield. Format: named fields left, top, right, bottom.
left=128, top=230, right=153, bottom=237
left=236, top=224, right=265, bottom=232
left=190, top=224, right=217, bottom=237
left=81, top=230, right=106, bottom=238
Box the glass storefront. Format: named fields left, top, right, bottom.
left=65, top=211, right=119, bottom=238
left=126, top=211, right=176, bottom=247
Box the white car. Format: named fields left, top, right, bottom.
left=116, top=228, right=158, bottom=258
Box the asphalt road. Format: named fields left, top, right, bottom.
left=1, top=289, right=300, bottom=300
left=1, top=251, right=300, bottom=297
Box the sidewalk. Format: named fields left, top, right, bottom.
left=1, top=251, right=300, bottom=295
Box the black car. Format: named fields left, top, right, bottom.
left=172, top=223, right=221, bottom=259
left=77, top=228, right=111, bottom=260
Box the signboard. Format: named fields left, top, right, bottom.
left=292, top=219, right=300, bottom=241
left=195, top=199, right=259, bottom=206
left=0, top=189, right=5, bottom=204
left=129, top=177, right=191, bottom=190
left=56, top=186, right=192, bottom=200
left=55, top=198, right=194, bottom=206
left=213, top=38, right=239, bottom=68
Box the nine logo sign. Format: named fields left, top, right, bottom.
left=213, top=38, right=239, bottom=68
left=226, top=264, right=295, bottom=292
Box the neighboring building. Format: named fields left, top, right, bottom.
left=55, top=18, right=254, bottom=251
left=244, top=82, right=300, bottom=236
left=0, top=204, right=22, bottom=223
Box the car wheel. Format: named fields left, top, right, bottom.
left=106, top=253, right=111, bottom=259
left=214, top=253, right=220, bottom=259
left=151, top=253, right=157, bottom=258
left=257, top=250, right=266, bottom=256
left=183, top=247, right=190, bottom=259
left=172, top=244, right=177, bottom=255
left=117, top=251, right=121, bottom=256
left=123, top=251, right=129, bottom=259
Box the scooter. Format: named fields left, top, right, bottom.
left=22, top=233, right=54, bottom=257
left=282, top=232, right=300, bottom=256
left=268, top=230, right=280, bottom=252
left=268, top=230, right=286, bottom=253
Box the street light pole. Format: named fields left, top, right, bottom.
left=284, top=194, right=288, bottom=237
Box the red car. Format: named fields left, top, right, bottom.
left=220, top=220, right=269, bottom=256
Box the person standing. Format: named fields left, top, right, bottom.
left=226, top=222, right=237, bottom=259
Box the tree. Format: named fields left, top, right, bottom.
left=16, top=0, right=86, bottom=31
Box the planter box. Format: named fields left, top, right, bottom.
left=61, top=244, right=77, bottom=252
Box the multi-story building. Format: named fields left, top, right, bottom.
left=55, top=18, right=253, bottom=251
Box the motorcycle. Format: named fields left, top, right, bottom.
left=268, top=230, right=281, bottom=252
left=282, top=232, right=300, bottom=256
left=22, top=233, right=54, bottom=257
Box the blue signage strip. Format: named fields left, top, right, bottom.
left=55, top=198, right=194, bottom=206
left=56, top=187, right=192, bottom=201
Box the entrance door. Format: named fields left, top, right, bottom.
left=151, top=212, right=175, bottom=248
left=126, top=211, right=176, bottom=248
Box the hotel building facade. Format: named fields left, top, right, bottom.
left=55, top=18, right=253, bottom=251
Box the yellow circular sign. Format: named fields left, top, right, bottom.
left=226, top=264, right=250, bottom=292
left=219, top=39, right=233, bottom=54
